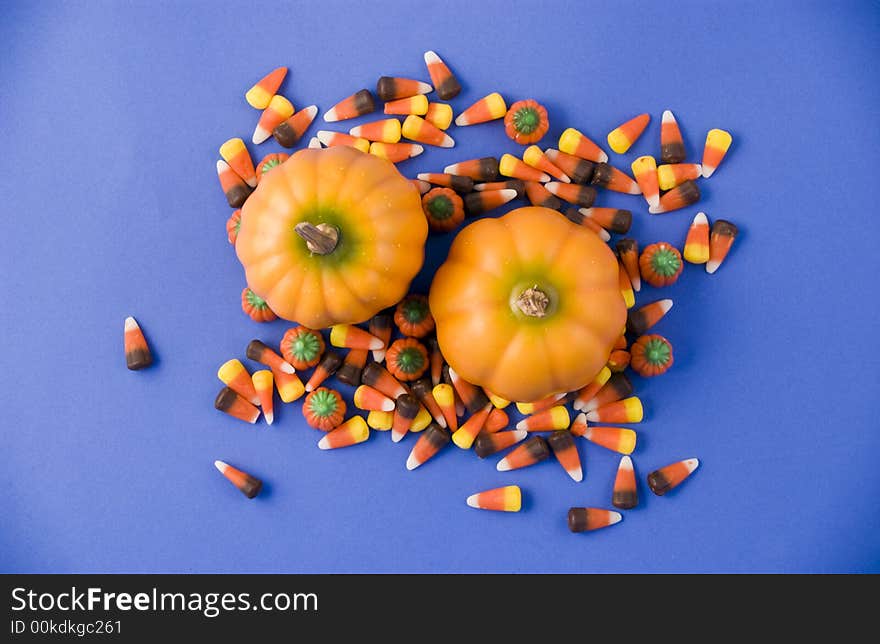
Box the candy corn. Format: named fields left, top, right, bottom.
left=466, top=485, right=522, bottom=512
left=516, top=405, right=570, bottom=432
left=318, top=416, right=370, bottom=450
left=447, top=367, right=490, bottom=413
left=220, top=138, right=257, bottom=188
left=618, top=258, right=635, bottom=309
left=451, top=403, right=492, bottom=449
left=607, top=349, right=630, bottom=372
left=590, top=163, right=640, bottom=194
left=411, top=378, right=447, bottom=428
left=423, top=51, right=461, bottom=100
left=647, top=458, right=699, bottom=495
left=252, top=95, right=294, bottom=144
left=410, top=404, right=432, bottom=432
left=684, top=212, right=710, bottom=264
left=329, top=325, right=383, bottom=351
left=304, top=351, right=341, bottom=392
left=649, top=180, right=700, bottom=214
left=484, top=407, right=509, bottom=433
left=627, top=299, right=673, bottom=335
left=432, top=383, right=458, bottom=432
left=424, top=102, right=453, bottom=130
left=444, top=157, right=499, bottom=182
left=580, top=207, right=632, bottom=234
left=578, top=372, right=633, bottom=413
left=427, top=338, right=443, bottom=387
left=563, top=207, right=611, bottom=241
left=366, top=313, right=391, bottom=363
left=252, top=370, right=274, bottom=425
left=349, top=118, right=402, bottom=144
left=214, top=386, right=260, bottom=424
left=411, top=178, right=431, bottom=195
left=657, top=163, right=702, bottom=191
left=558, top=128, right=608, bottom=163
left=585, top=396, right=643, bottom=424
left=217, top=359, right=259, bottom=406
left=614, top=334, right=628, bottom=350
left=607, top=113, right=649, bottom=154
left=548, top=431, right=583, bottom=482
left=353, top=385, right=395, bottom=412
left=367, top=410, right=393, bottom=430
left=370, top=142, right=423, bottom=163
left=485, top=390, right=510, bottom=410
left=631, top=156, right=660, bottom=210
left=376, top=76, right=432, bottom=101
left=544, top=148, right=596, bottom=184
left=315, top=130, right=370, bottom=153
left=336, top=348, right=368, bottom=386
left=474, top=428, right=526, bottom=458
left=246, top=339, right=296, bottom=374
left=271, top=366, right=305, bottom=402
left=616, top=238, right=641, bottom=292
left=464, top=189, right=517, bottom=216
left=307, top=136, right=322, bottom=149
left=273, top=105, right=318, bottom=148
left=569, top=412, right=588, bottom=437
left=245, top=67, right=287, bottom=110
left=496, top=436, right=550, bottom=471
left=325, top=89, right=376, bottom=122
left=392, top=393, right=420, bottom=442
left=515, top=393, right=565, bottom=415
left=701, top=129, right=732, bottom=178
left=545, top=182, right=597, bottom=208
left=475, top=180, right=525, bottom=197
left=362, top=363, right=408, bottom=400
left=216, top=159, right=252, bottom=208
left=455, top=92, right=507, bottom=126
left=498, top=153, right=549, bottom=183
left=406, top=423, right=451, bottom=470
left=384, top=94, right=429, bottom=116
left=401, top=115, right=454, bottom=147
left=707, top=220, right=738, bottom=274
left=567, top=508, right=622, bottom=533
left=214, top=460, right=262, bottom=498
left=525, top=181, right=562, bottom=210
left=612, top=455, right=638, bottom=509
left=523, top=145, right=570, bottom=182
left=416, top=172, right=473, bottom=192
left=580, top=425, right=637, bottom=455
left=660, top=110, right=686, bottom=163
left=124, top=316, right=152, bottom=370
left=572, top=366, right=612, bottom=412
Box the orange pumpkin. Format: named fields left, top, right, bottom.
left=429, top=207, right=625, bottom=402
left=236, top=146, right=428, bottom=328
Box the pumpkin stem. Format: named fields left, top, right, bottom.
left=295, top=222, right=340, bottom=255
left=515, top=285, right=550, bottom=318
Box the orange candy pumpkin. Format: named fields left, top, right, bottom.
left=429, top=207, right=626, bottom=402
left=235, top=146, right=428, bottom=328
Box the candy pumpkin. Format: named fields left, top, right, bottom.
left=429, top=207, right=625, bottom=402
left=236, top=146, right=428, bottom=328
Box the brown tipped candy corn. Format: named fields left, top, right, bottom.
left=579, top=372, right=633, bottom=413
left=628, top=298, right=673, bottom=336
left=563, top=207, right=610, bottom=241
left=252, top=370, right=274, bottom=425
left=217, top=359, right=259, bottom=406
left=464, top=189, right=517, bottom=216
left=467, top=485, right=522, bottom=512
left=546, top=182, right=597, bottom=208
left=214, top=460, right=263, bottom=499
left=475, top=180, right=525, bottom=198
left=568, top=508, right=622, bottom=533
left=515, top=393, right=565, bottom=415
left=245, top=67, right=287, bottom=110
left=517, top=405, right=570, bottom=432
left=216, top=159, right=252, bottom=208
left=499, top=153, right=550, bottom=183
left=496, top=436, right=550, bottom=471
left=324, top=89, right=376, bottom=122
left=451, top=403, right=492, bottom=449
left=660, top=110, right=686, bottom=163
left=336, top=348, right=368, bottom=386
left=423, top=50, right=461, bottom=100
left=707, top=219, right=738, bottom=274
left=526, top=181, right=562, bottom=211
left=648, top=458, right=700, bottom=495
left=318, top=416, right=370, bottom=450
left=618, top=258, right=635, bottom=309
left=406, top=423, right=451, bottom=470
left=252, top=95, right=294, bottom=144
left=362, top=362, right=408, bottom=400
left=544, top=148, right=596, bottom=184
left=701, top=129, right=732, bottom=178
left=631, top=155, right=660, bottom=210
left=657, top=163, right=702, bottom=191
left=214, top=386, right=260, bottom=424
left=304, top=351, right=342, bottom=392
left=349, top=118, right=402, bottom=144
left=392, top=393, right=421, bottom=443
left=612, top=455, right=638, bottom=509
left=607, top=113, right=650, bottom=154
left=416, top=172, right=473, bottom=193
left=573, top=366, right=612, bottom=412
left=402, top=115, right=454, bottom=147
left=455, top=92, right=507, bottom=126
left=548, top=430, right=583, bottom=482
left=368, top=313, right=392, bottom=363
left=616, top=238, right=641, bottom=292
left=484, top=407, right=509, bottom=433
left=474, top=428, right=527, bottom=458
left=246, top=339, right=296, bottom=374
left=558, top=128, right=608, bottom=163
left=272, top=105, right=318, bottom=148
left=590, top=162, right=641, bottom=195
left=580, top=207, right=632, bottom=234
left=370, top=142, right=424, bottom=163
left=581, top=425, right=637, bottom=455
left=523, top=145, right=570, bottom=183
left=585, top=396, right=643, bottom=424
left=220, top=137, right=257, bottom=188
left=684, top=212, right=710, bottom=264
left=411, top=378, right=447, bottom=428
left=432, top=383, right=458, bottom=432
left=444, top=157, right=499, bottom=182
left=124, top=316, right=152, bottom=370
left=424, top=102, right=453, bottom=130
left=649, top=180, right=701, bottom=214
left=329, top=324, right=384, bottom=351
left=376, top=76, right=432, bottom=102
left=354, top=385, right=396, bottom=412
left=384, top=94, right=429, bottom=116
left=447, top=367, right=491, bottom=414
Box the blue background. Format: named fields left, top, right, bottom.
left=2, top=0, right=878, bottom=573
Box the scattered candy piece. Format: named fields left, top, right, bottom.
left=386, top=337, right=429, bottom=382
left=639, top=242, right=683, bottom=287
left=474, top=428, right=526, bottom=458
left=367, top=410, right=393, bottom=430
left=660, top=110, right=686, bottom=164
left=567, top=508, right=622, bottom=533
left=401, top=115, right=454, bottom=147
left=226, top=209, right=241, bottom=245
left=544, top=148, right=596, bottom=184
left=271, top=366, right=305, bottom=402
left=618, top=258, right=635, bottom=309
left=307, top=136, right=322, bottom=149
left=241, top=287, right=277, bottom=322
left=548, top=430, right=583, bottom=482
left=585, top=396, right=643, bottom=424
left=484, top=407, right=509, bottom=433
left=318, top=416, right=370, bottom=450
left=303, top=387, right=346, bottom=431
left=384, top=94, right=429, bottom=116
left=411, top=377, right=447, bottom=428
left=455, top=92, right=507, bottom=126
left=569, top=411, right=588, bottom=437
left=523, top=145, right=569, bottom=182
left=324, top=89, right=375, bottom=122
left=607, top=349, right=630, bottom=372
left=422, top=187, right=465, bottom=233
left=684, top=212, right=710, bottom=264
left=647, top=458, right=699, bottom=495
left=273, top=105, right=318, bottom=148
left=452, top=402, right=492, bottom=449
left=349, top=118, right=402, bottom=144
left=558, top=128, right=608, bottom=163
left=370, top=142, right=424, bottom=163
left=252, top=370, right=274, bottom=425
left=545, top=182, right=597, bottom=208
left=394, top=294, right=435, bottom=338
left=701, top=129, right=732, bottom=178
left=649, top=179, right=700, bottom=214
left=368, top=313, right=392, bottom=363
left=354, top=384, right=396, bottom=412
left=376, top=76, right=433, bottom=101
left=580, top=207, right=632, bottom=234
left=525, top=181, right=562, bottom=210
left=614, top=334, right=628, bottom=350
left=563, top=207, right=610, bottom=241
left=124, top=316, right=152, bottom=370
left=362, top=363, right=408, bottom=400
left=465, top=189, right=518, bottom=216
left=572, top=366, right=612, bottom=412
left=416, top=172, right=474, bottom=192
left=504, top=99, right=549, bottom=144
left=631, top=155, right=660, bottom=210
left=281, top=326, right=325, bottom=370
left=474, top=180, right=525, bottom=197
left=444, top=157, right=499, bottom=182
left=220, top=137, right=257, bottom=188
left=631, top=334, right=674, bottom=377
left=590, top=162, right=641, bottom=194
left=447, top=367, right=491, bottom=414
left=607, top=113, right=650, bottom=154
left=581, top=424, right=637, bottom=455
left=484, top=390, right=510, bottom=409
left=515, top=393, right=565, bottom=415
left=392, top=393, right=421, bottom=442
left=499, top=153, right=550, bottom=183
left=657, top=163, right=702, bottom=191
left=214, top=386, right=260, bottom=424
left=427, top=337, right=443, bottom=387
left=305, top=350, right=342, bottom=392
left=627, top=298, right=673, bottom=335
left=578, top=372, right=634, bottom=413
left=612, top=455, right=638, bottom=509
left=246, top=339, right=296, bottom=374
left=467, top=485, right=522, bottom=512
left=255, top=153, right=289, bottom=181
left=216, top=159, right=252, bottom=208
left=432, top=383, right=458, bottom=432
left=336, top=348, right=368, bottom=386
left=411, top=178, right=432, bottom=195
left=406, top=422, right=451, bottom=470
left=329, top=324, right=384, bottom=350
left=616, top=238, right=641, bottom=292
left=707, top=219, right=738, bottom=274
left=423, top=51, right=461, bottom=100
left=517, top=405, right=570, bottom=432
left=245, top=67, right=287, bottom=110
left=496, top=435, right=550, bottom=471
left=214, top=460, right=262, bottom=498
left=424, top=102, right=453, bottom=130
left=253, top=95, right=295, bottom=144
left=315, top=130, right=370, bottom=153
left=217, top=358, right=260, bottom=405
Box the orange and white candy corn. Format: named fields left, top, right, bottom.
left=444, top=157, right=500, bottom=182
left=647, top=458, right=699, bottom=495
left=497, top=436, right=550, bottom=471
left=217, top=359, right=259, bottom=406
left=612, top=455, right=638, bottom=509
left=214, top=460, right=262, bottom=498
left=627, top=299, right=673, bottom=335
left=607, top=113, right=650, bottom=154
left=649, top=180, right=701, bottom=214
left=707, top=220, right=738, bottom=274
left=401, top=115, right=454, bottom=147
left=349, top=118, right=402, bottom=144
left=558, top=128, right=608, bottom=163
left=569, top=412, right=588, bottom=437
left=124, top=316, right=152, bottom=370
left=657, top=163, right=702, bottom=191
left=523, top=145, right=570, bottom=182
left=701, top=129, right=732, bottom=178
left=516, top=405, right=570, bottom=432
left=318, top=416, right=370, bottom=450
left=499, top=153, right=550, bottom=183
left=376, top=76, right=432, bottom=102
left=329, top=325, right=384, bottom=351
left=568, top=508, right=622, bottom=532
left=432, top=383, right=458, bottom=432
left=455, top=92, right=507, bottom=126
left=245, top=67, right=287, bottom=110
left=451, top=403, right=492, bottom=449
left=384, top=94, right=429, bottom=116
left=467, top=485, right=522, bottom=512
left=252, top=370, right=274, bottom=425
left=214, top=386, right=260, bottom=424
left=580, top=425, right=637, bottom=455
left=660, top=109, right=686, bottom=163
left=631, top=155, right=660, bottom=210
left=548, top=430, right=583, bottom=482
left=585, top=397, right=643, bottom=424
left=324, top=89, right=376, bottom=122
left=483, top=407, right=510, bottom=433
left=423, top=51, right=461, bottom=100
left=273, top=105, right=318, bottom=148
left=572, top=366, right=611, bottom=412
left=220, top=138, right=257, bottom=187
left=424, top=102, right=453, bottom=130
left=369, top=142, right=424, bottom=163
left=406, top=423, right=451, bottom=470
left=316, top=130, right=370, bottom=153
left=252, top=95, right=294, bottom=144
left=216, top=159, right=252, bottom=208
left=684, top=212, right=710, bottom=264
left=354, top=385, right=396, bottom=412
